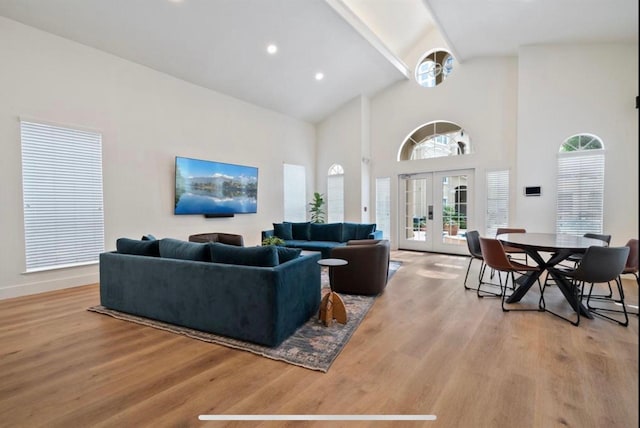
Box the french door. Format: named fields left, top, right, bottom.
left=399, top=169, right=474, bottom=255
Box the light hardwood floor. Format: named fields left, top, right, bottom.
left=1, top=251, right=638, bottom=428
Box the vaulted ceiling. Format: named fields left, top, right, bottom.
left=0, top=0, right=637, bottom=123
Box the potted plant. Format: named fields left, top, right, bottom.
left=262, top=236, right=285, bottom=246
left=442, top=205, right=459, bottom=236
left=309, top=192, right=326, bottom=224
left=443, top=219, right=459, bottom=236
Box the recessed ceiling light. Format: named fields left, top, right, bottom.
left=267, top=44, right=278, bottom=55
left=315, top=72, right=324, bottom=81
left=167, top=0, right=184, bottom=3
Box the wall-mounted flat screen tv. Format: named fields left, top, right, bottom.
left=174, top=156, right=258, bottom=215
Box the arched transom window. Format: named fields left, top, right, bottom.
left=328, top=164, right=344, bottom=175
left=556, top=133, right=605, bottom=235
left=560, top=134, right=604, bottom=152
left=415, top=49, right=455, bottom=88
left=398, top=121, right=471, bottom=161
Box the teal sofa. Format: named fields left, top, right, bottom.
left=261, top=222, right=382, bottom=258
left=99, top=238, right=321, bottom=347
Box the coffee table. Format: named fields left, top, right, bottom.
left=317, top=258, right=348, bottom=326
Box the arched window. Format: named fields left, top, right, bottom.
left=415, top=49, right=455, bottom=88
left=327, top=164, right=344, bottom=222
left=398, top=121, right=471, bottom=161
left=557, top=134, right=605, bottom=235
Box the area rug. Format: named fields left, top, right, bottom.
left=88, top=260, right=401, bottom=373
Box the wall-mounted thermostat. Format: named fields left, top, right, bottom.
left=524, top=186, right=541, bottom=196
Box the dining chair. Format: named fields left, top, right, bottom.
left=496, top=227, right=528, bottom=262
left=619, top=238, right=639, bottom=316
left=620, top=238, right=639, bottom=286
left=602, top=238, right=639, bottom=317
left=479, top=237, right=543, bottom=312
left=464, top=231, right=500, bottom=296
left=563, top=233, right=612, bottom=295
left=546, top=246, right=629, bottom=326
left=464, top=231, right=484, bottom=290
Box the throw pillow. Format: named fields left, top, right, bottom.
left=116, top=238, right=160, bottom=257
left=141, top=234, right=157, bottom=241
left=273, top=223, right=293, bottom=240
left=276, top=247, right=302, bottom=264
left=310, top=223, right=343, bottom=242
left=159, top=238, right=209, bottom=261
left=210, top=242, right=279, bottom=267
left=289, top=222, right=311, bottom=240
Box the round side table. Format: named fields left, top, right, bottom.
left=317, top=258, right=348, bottom=326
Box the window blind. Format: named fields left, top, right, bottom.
left=20, top=120, right=104, bottom=272
left=556, top=152, right=604, bottom=235
left=375, top=177, right=391, bottom=239
left=327, top=174, right=344, bottom=223
left=486, top=170, right=509, bottom=237
left=283, top=164, right=306, bottom=222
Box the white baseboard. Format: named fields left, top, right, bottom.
left=0, top=273, right=99, bottom=300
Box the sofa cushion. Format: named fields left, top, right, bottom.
left=210, top=242, right=279, bottom=267
left=276, top=246, right=302, bottom=264
left=289, top=222, right=311, bottom=240
left=355, top=223, right=376, bottom=240
left=273, top=222, right=293, bottom=240
left=116, top=238, right=160, bottom=257
left=310, top=223, right=343, bottom=242
left=280, top=240, right=309, bottom=248
left=159, top=238, right=209, bottom=261
left=341, top=223, right=359, bottom=242
left=292, top=241, right=346, bottom=259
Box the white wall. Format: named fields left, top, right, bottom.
left=368, top=55, right=519, bottom=247
left=0, top=17, right=316, bottom=299
left=318, top=35, right=638, bottom=250
left=516, top=44, right=639, bottom=245
left=316, top=95, right=369, bottom=222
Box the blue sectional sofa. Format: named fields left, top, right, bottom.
left=261, top=222, right=382, bottom=258
left=99, top=238, right=321, bottom=347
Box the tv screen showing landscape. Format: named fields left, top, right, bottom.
left=174, top=156, right=258, bottom=215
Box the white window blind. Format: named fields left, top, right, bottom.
left=283, top=164, right=306, bottom=222
left=556, top=151, right=604, bottom=235
left=20, top=120, right=104, bottom=272
left=486, top=170, right=509, bottom=237
left=375, top=177, right=391, bottom=239
left=327, top=174, right=344, bottom=223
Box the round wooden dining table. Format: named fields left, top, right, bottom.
left=497, top=233, right=608, bottom=318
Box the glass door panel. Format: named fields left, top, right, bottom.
left=399, top=175, right=433, bottom=251
left=399, top=169, right=473, bottom=255
left=433, top=170, right=473, bottom=254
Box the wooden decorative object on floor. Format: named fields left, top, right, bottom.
left=317, top=258, right=350, bottom=326
left=319, top=291, right=347, bottom=326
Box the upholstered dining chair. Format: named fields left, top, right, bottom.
left=566, top=233, right=611, bottom=264
left=464, top=231, right=500, bottom=297
left=620, top=238, right=638, bottom=285
left=563, top=233, right=612, bottom=295
left=490, top=228, right=527, bottom=280
left=619, top=238, right=639, bottom=316
left=464, top=231, right=484, bottom=290
left=547, top=245, right=629, bottom=326
left=496, top=227, right=527, bottom=260
left=479, top=237, right=543, bottom=312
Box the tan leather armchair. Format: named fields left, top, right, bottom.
left=329, top=239, right=390, bottom=295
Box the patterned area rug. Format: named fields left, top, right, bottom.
left=88, top=260, right=401, bottom=373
